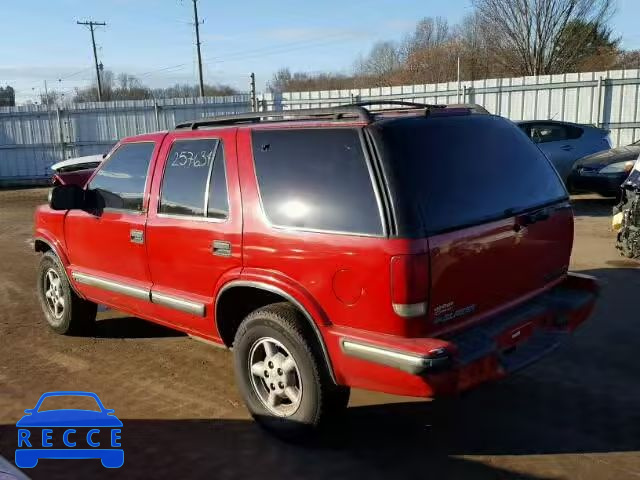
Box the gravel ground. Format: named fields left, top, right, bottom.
left=0, top=188, right=639, bottom=480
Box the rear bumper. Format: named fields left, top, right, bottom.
left=328, top=273, right=598, bottom=398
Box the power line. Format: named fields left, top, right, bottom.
left=77, top=20, right=107, bottom=101
left=58, top=66, right=94, bottom=82
left=189, top=0, right=205, bottom=97
left=132, top=33, right=356, bottom=80
left=202, top=32, right=356, bottom=64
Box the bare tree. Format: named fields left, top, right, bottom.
left=73, top=70, right=237, bottom=102
left=355, top=41, right=401, bottom=82
left=402, top=17, right=451, bottom=58
left=267, top=68, right=294, bottom=93
left=617, top=49, right=640, bottom=70
left=473, top=0, right=615, bottom=75
left=0, top=86, right=15, bottom=107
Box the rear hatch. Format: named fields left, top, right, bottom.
left=370, top=113, right=572, bottom=335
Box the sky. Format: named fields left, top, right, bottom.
left=2, top=0, right=640, bottom=104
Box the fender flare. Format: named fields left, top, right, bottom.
left=34, top=235, right=69, bottom=266
left=215, top=279, right=337, bottom=384
left=33, top=236, right=83, bottom=298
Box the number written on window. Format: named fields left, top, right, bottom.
left=160, top=139, right=228, bottom=219
left=169, top=149, right=215, bottom=168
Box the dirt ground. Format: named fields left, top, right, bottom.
left=0, top=188, right=639, bottom=480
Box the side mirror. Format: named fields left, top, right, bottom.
left=48, top=185, right=86, bottom=211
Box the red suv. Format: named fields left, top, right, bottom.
left=34, top=102, right=598, bottom=438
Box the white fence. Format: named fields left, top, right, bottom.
left=0, top=95, right=252, bottom=184
left=264, top=69, right=640, bottom=148
left=3, top=69, right=640, bottom=184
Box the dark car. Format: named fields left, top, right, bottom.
left=34, top=102, right=598, bottom=439
left=568, top=141, right=640, bottom=197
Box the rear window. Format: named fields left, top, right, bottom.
left=374, top=115, right=567, bottom=235
left=251, top=128, right=383, bottom=235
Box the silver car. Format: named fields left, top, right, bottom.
left=517, top=120, right=611, bottom=182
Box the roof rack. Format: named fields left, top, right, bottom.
left=174, top=101, right=485, bottom=130
left=174, top=105, right=373, bottom=130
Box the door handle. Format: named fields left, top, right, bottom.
left=212, top=240, right=232, bottom=257
left=130, top=229, right=144, bottom=244
left=560, top=145, right=573, bottom=151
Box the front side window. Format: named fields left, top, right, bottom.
left=251, top=128, right=382, bottom=235
left=159, top=138, right=228, bottom=219
left=89, top=142, right=155, bottom=211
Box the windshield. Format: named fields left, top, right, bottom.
left=372, top=114, right=568, bottom=235
left=36, top=395, right=102, bottom=412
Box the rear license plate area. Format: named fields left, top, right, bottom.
left=496, top=321, right=535, bottom=351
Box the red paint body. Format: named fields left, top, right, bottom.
left=34, top=118, right=598, bottom=399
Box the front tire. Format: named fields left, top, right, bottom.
left=233, top=303, right=348, bottom=440
left=37, top=251, right=97, bottom=335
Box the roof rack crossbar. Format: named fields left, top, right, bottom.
left=175, top=105, right=374, bottom=130
left=351, top=100, right=446, bottom=110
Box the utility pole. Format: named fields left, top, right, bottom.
left=77, top=20, right=107, bottom=102
left=250, top=73, right=257, bottom=111
left=191, top=0, right=205, bottom=97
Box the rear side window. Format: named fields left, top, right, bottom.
left=375, top=115, right=567, bottom=235
left=251, top=128, right=382, bottom=235
left=528, top=123, right=583, bottom=143
left=159, top=138, right=228, bottom=219
left=89, top=142, right=155, bottom=211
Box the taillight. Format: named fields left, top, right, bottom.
left=390, top=254, right=429, bottom=318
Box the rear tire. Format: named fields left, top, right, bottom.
left=37, top=251, right=97, bottom=335
left=233, top=302, right=348, bottom=440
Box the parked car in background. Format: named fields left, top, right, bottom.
left=569, top=141, right=640, bottom=198
left=517, top=120, right=611, bottom=182
left=51, top=154, right=103, bottom=187
left=34, top=102, right=598, bottom=439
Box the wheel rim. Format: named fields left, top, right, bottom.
left=43, top=268, right=65, bottom=325
left=248, top=337, right=303, bottom=417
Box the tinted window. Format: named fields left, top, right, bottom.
left=374, top=115, right=567, bottom=235
left=531, top=124, right=568, bottom=143
left=89, top=142, right=155, bottom=211
left=252, top=129, right=382, bottom=235
left=207, top=145, right=229, bottom=219
left=528, top=123, right=582, bottom=143
left=159, top=139, right=219, bottom=217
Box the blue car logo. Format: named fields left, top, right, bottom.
left=15, top=391, right=123, bottom=468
